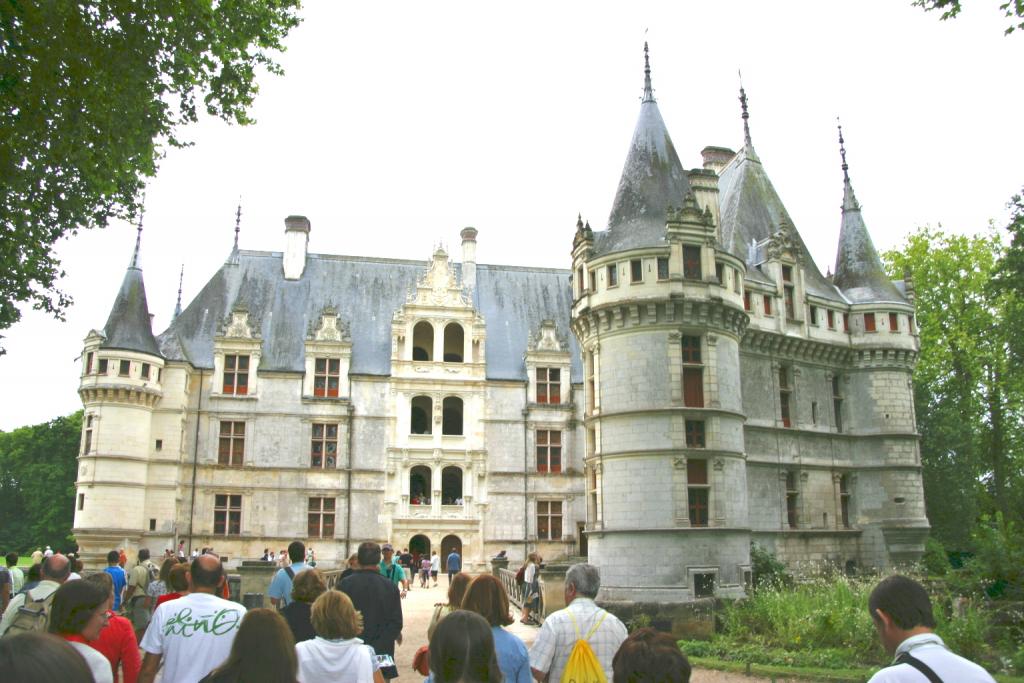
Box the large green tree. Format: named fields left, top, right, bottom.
left=0, top=411, right=83, bottom=553
left=0, top=1, right=301, bottom=352
left=884, top=226, right=1024, bottom=548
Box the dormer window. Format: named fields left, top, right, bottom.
left=314, top=358, right=340, bottom=397
left=223, top=354, right=249, bottom=395
left=782, top=265, right=793, bottom=282
left=537, top=368, right=561, bottom=404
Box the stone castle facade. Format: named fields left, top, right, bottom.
left=73, top=47, right=928, bottom=601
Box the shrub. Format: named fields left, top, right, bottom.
left=750, top=542, right=790, bottom=590
left=920, top=537, right=951, bottom=577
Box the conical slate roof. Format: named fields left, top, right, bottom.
left=595, top=45, right=690, bottom=256
left=833, top=178, right=904, bottom=303
left=101, top=233, right=161, bottom=356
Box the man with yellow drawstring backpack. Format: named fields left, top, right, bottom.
left=529, top=564, right=628, bottom=682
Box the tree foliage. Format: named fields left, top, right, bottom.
left=884, top=218, right=1024, bottom=549
left=913, top=0, right=1024, bottom=35
left=0, top=1, right=301, bottom=351
left=0, top=411, right=83, bottom=553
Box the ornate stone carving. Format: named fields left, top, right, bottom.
left=527, top=319, right=568, bottom=352
left=409, top=247, right=468, bottom=307
left=220, top=307, right=259, bottom=339
left=766, top=216, right=803, bottom=263
left=308, top=306, right=351, bottom=342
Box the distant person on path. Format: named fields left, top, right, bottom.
left=269, top=541, right=309, bottom=610
left=529, top=563, right=628, bottom=683
left=613, top=627, right=691, bottom=683
left=117, top=548, right=127, bottom=567
left=0, top=554, right=71, bottom=637
left=177, top=541, right=185, bottom=560
left=30, top=548, right=43, bottom=565
left=399, top=548, right=413, bottom=591
left=125, top=548, right=158, bottom=638
left=866, top=575, right=995, bottom=682
left=429, top=610, right=502, bottom=683
left=47, top=579, right=115, bottom=683
left=378, top=544, right=406, bottom=598
left=85, top=572, right=141, bottom=683
left=462, top=574, right=531, bottom=683
left=138, top=554, right=247, bottom=683
left=520, top=552, right=541, bottom=626
left=198, top=609, right=297, bottom=683
left=146, top=558, right=177, bottom=607
left=419, top=555, right=431, bottom=588
left=43, top=546, right=53, bottom=559
left=338, top=542, right=403, bottom=680
left=341, top=553, right=359, bottom=581
left=430, top=550, right=440, bottom=586
left=281, top=568, right=327, bottom=644
left=103, top=550, right=128, bottom=612
left=5, top=554, right=24, bottom=594
left=446, top=549, right=461, bottom=584
left=155, top=563, right=190, bottom=607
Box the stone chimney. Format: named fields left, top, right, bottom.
left=687, top=168, right=721, bottom=233
left=701, top=146, right=735, bottom=175
left=460, top=226, right=478, bottom=290
left=283, top=215, right=310, bottom=280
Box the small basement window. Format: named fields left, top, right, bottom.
left=694, top=572, right=716, bottom=598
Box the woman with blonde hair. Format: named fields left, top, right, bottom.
left=198, top=608, right=297, bottom=683
left=295, top=590, right=383, bottom=683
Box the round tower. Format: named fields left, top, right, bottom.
left=570, top=45, right=751, bottom=605
left=75, top=228, right=164, bottom=567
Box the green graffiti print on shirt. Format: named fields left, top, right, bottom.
left=163, top=606, right=242, bottom=637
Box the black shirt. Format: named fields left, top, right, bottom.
left=338, top=569, right=402, bottom=669
left=280, top=600, right=316, bottom=643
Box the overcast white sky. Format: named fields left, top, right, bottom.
left=1, top=1, right=1021, bottom=431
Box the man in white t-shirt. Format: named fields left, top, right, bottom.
left=866, top=575, right=995, bottom=683
left=138, top=554, right=247, bottom=683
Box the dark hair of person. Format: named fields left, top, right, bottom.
left=85, top=571, right=114, bottom=597
left=310, top=590, right=363, bottom=640
left=204, top=609, right=297, bottom=683
left=48, top=580, right=109, bottom=636
left=138, top=548, right=150, bottom=562
left=447, top=572, right=471, bottom=608
left=41, top=555, right=71, bottom=582
left=291, top=568, right=327, bottom=603
left=288, top=541, right=306, bottom=563
left=168, top=564, right=190, bottom=592
left=5, top=552, right=17, bottom=567
left=190, top=555, right=224, bottom=589
left=106, top=550, right=120, bottom=565
left=25, top=563, right=41, bottom=583
left=428, top=610, right=502, bottom=683
left=159, top=557, right=177, bottom=584
left=0, top=632, right=95, bottom=683
left=461, top=574, right=513, bottom=627
left=356, top=541, right=381, bottom=567
left=868, top=575, right=936, bottom=630
left=612, top=627, right=691, bottom=683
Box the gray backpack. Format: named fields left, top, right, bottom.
left=2, top=590, right=56, bottom=638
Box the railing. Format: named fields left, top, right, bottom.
left=321, top=568, right=344, bottom=590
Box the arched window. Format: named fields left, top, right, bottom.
left=410, top=466, right=432, bottom=504
left=443, top=323, right=464, bottom=362
left=410, top=396, right=433, bottom=434
left=442, top=396, right=463, bottom=435
left=441, top=466, right=463, bottom=504
left=412, top=321, right=433, bottom=361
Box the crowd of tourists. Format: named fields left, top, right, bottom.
left=0, top=541, right=998, bottom=682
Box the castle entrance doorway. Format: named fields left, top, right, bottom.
left=409, top=534, right=430, bottom=569
left=440, top=534, right=462, bottom=571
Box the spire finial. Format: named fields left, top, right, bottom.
left=173, top=264, right=184, bottom=321
left=739, top=70, right=752, bottom=147
left=642, top=41, right=655, bottom=103
left=130, top=200, right=145, bottom=268
left=233, top=197, right=242, bottom=250
left=837, top=117, right=849, bottom=182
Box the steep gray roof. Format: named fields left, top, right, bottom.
left=101, top=266, right=162, bottom=356
left=718, top=144, right=844, bottom=303
left=157, top=251, right=582, bottom=381
left=833, top=180, right=905, bottom=304
left=594, top=51, right=690, bottom=257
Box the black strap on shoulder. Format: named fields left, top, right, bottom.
left=895, top=652, right=945, bottom=683
left=284, top=566, right=295, bottom=580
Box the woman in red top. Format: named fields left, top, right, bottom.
left=86, top=573, right=140, bottom=683
left=155, top=563, right=190, bottom=607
